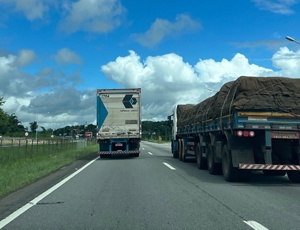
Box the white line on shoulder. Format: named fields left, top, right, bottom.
left=0, top=156, right=99, bottom=229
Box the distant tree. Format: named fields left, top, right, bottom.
left=141, top=120, right=171, bottom=141
left=0, top=98, right=25, bottom=136
left=53, top=124, right=97, bottom=138
left=0, top=112, right=9, bottom=135
left=40, top=126, right=46, bottom=133
left=8, top=113, right=24, bottom=134
left=0, top=97, right=4, bottom=107
left=29, top=121, right=38, bottom=133
left=0, top=98, right=9, bottom=135
left=47, top=128, right=53, bottom=135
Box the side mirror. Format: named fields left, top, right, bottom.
left=167, top=115, right=173, bottom=127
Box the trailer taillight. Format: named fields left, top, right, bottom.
left=249, top=131, right=255, bottom=137
left=236, top=130, right=255, bottom=137
left=237, top=131, right=243, bottom=137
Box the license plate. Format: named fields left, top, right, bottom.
left=115, top=143, right=123, bottom=146
left=271, top=131, right=299, bottom=139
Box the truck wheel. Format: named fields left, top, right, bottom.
left=196, top=143, right=207, bottom=169
left=222, top=144, right=239, bottom=182
left=172, top=141, right=179, bottom=158
left=178, top=139, right=183, bottom=161
left=173, top=152, right=179, bottom=158
left=222, top=145, right=251, bottom=182
left=182, top=140, right=187, bottom=162
left=207, top=144, right=221, bottom=175
left=287, top=171, right=300, bottom=183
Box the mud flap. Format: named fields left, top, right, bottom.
left=231, top=149, right=254, bottom=167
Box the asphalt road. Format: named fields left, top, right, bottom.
left=1, top=141, right=300, bottom=230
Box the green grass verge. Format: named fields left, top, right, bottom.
left=0, top=143, right=98, bottom=199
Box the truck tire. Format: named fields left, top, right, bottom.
left=196, top=143, right=207, bottom=169
left=222, top=144, right=250, bottom=182
left=222, top=145, right=238, bottom=182
left=222, top=144, right=240, bottom=182
left=173, top=152, right=178, bottom=158
left=178, top=139, right=183, bottom=161
left=287, top=171, right=300, bottom=183
left=172, top=142, right=179, bottom=158
left=182, top=140, right=187, bottom=162
left=207, top=144, right=222, bottom=175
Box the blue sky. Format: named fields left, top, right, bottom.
left=1, top=0, right=300, bottom=131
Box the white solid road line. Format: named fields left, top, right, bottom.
left=0, top=156, right=99, bottom=229
left=148, top=152, right=153, bottom=155
left=163, top=162, right=176, bottom=170
left=244, top=220, right=269, bottom=230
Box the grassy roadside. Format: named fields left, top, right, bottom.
left=0, top=143, right=98, bottom=199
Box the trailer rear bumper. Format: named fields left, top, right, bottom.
left=239, top=164, right=300, bottom=170
left=99, top=150, right=140, bottom=155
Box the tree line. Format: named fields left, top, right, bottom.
left=0, top=98, right=25, bottom=137
left=0, top=98, right=172, bottom=140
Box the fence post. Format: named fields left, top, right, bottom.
left=25, top=139, right=28, bottom=157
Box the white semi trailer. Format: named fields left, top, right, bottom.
left=97, top=88, right=141, bottom=158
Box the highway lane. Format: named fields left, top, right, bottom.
left=144, top=142, right=300, bottom=230
left=1, top=141, right=300, bottom=229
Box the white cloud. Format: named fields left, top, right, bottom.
left=0, top=0, right=57, bottom=20
left=3, top=88, right=96, bottom=130
left=101, top=51, right=278, bottom=120
left=272, top=46, right=300, bottom=76
left=15, top=49, right=36, bottom=67
left=0, top=49, right=93, bottom=129
left=195, top=53, right=274, bottom=83
left=0, top=54, right=16, bottom=75
left=0, top=53, right=34, bottom=96
left=132, top=14, right=201, bottom=47
left=59, top=0, right=126, bottom=34
left=2, top=96, right=31, bottom=117
left=0, top=49, right=36, bottom=71
left=253, top=0, right=298, bottom=14
left=2, top=47, right=300, bottom=128
left=0, top=49, right=77, bottom=98
left=54, top=48, right=82, bottom=65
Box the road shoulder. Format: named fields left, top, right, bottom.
left=0, top=153, right=98, bottom=220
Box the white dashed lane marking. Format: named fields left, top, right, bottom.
left=244, top=220, right=269, bottom=230
left=163, top=162, right=176, bottom=170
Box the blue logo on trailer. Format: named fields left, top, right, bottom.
left=97, top=96, right=108, bottom=127
left=122, top=94, right=137, bottom=108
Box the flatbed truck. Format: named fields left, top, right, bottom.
left=169, top=76, right=300, bottom=182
